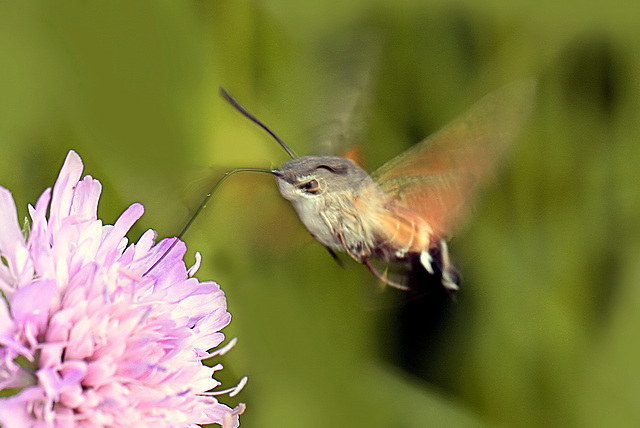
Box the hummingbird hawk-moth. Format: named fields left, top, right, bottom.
left=155, top=81, right=535, bottom=292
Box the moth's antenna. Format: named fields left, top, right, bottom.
left=144, top=167, right=280, bottom=276
left=219, top=87, right=298, bottom=159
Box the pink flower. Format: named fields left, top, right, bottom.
left=0, top=151, right=245, bottom=427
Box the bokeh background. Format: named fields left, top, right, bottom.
left=2, top=1, right=640, bottom=427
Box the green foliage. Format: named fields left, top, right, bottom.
left=1, top=1, right=639, bottom=426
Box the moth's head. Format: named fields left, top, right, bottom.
left=275, top=156, right=369, bottom=202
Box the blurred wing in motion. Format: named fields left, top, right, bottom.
left=312, top=34, right=381, bottom=162
left=372, top=80, right=537, bottom=238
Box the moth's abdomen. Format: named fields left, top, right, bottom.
left=372, top=201, right=460, bottom=292
left=374, top=201, right=434, bottom=258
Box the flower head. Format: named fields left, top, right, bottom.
left=0, top=151, right=244, bottom=427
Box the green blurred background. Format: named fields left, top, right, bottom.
left=2, top=1, right=640, bottom=426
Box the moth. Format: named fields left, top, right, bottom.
left=153, top=81, right=535, bottom=292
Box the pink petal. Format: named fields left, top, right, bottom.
left=65, top=318, right=95, bottom=360
left=45, top=307, right=76, bottom=342
left=49, top=150, right=84, bottom=234
left=0, top=186, right=28, bottom=291
left=58, top=382, right=85, bottom=408
left=59, top=361, right=88, bottom=386
left=83, top=359, right=116, bottom=387
left=0, top=387, right=43, bottom=428
left=0, top=296, right=16, bottom=337
left=132, top=229, right=157, bottom=262
left=38, top=343, right=64, bottom=368
left=69, top=175, right=102, bottom=220
left=28, top=187, right=51, bottom=241
left=141, top=238, right=187, bottom=282
left=10, top=279, right=57, bottom=335
left=36, top=367, right=61, bottom=400
left=95, top=203, right=144, bottom=265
